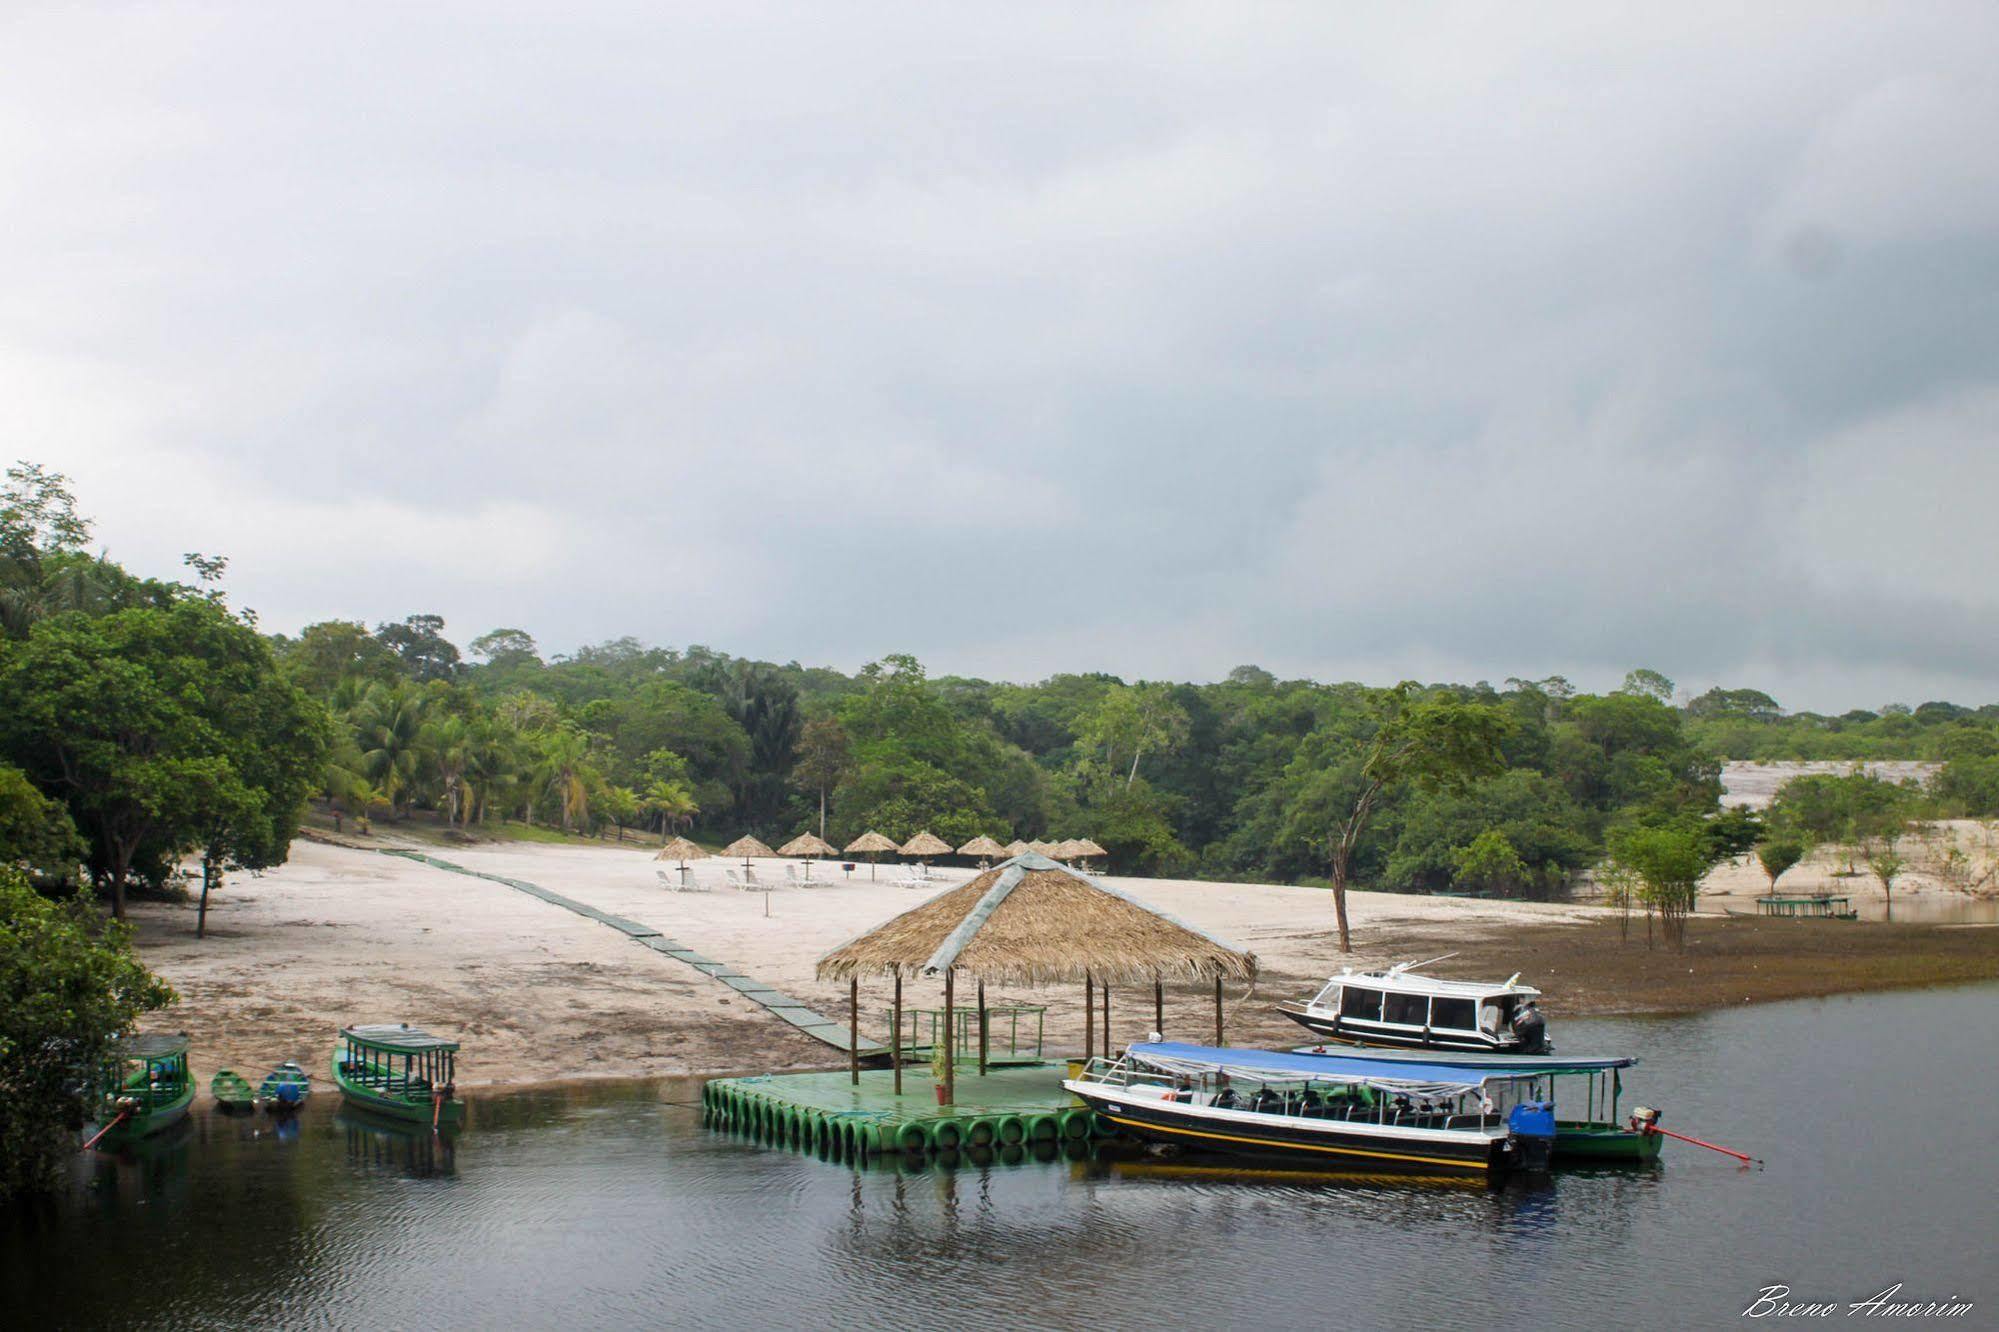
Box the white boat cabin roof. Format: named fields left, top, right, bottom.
left=1319, top=966, right=1540, bottom=1001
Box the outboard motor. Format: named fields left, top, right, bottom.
left=1509, top=1002, right=1549, bottom=1054
left=1506, top=1101, right=1557, bottom=1173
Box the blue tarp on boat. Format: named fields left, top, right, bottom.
left=1286, top=1046, right=1638, bottom=1073
left=1126, top=1042, right=1607, bottom=1089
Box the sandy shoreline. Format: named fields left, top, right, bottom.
left=126, top=835, right=1999, bottom=1090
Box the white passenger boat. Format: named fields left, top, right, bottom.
left=1275, top=955, right=1550, bottom=1054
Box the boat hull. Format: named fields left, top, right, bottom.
left=332, top=1054, right=465, bottom=1127
left=1553, top=1121, right=1662, bottom=1163
left=1069, top=1085, right=1508, bottom=1177
left=93, top=1087, right=194, bottom=1145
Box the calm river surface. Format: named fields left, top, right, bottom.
left=7, top=984, right=1994, bottom=1330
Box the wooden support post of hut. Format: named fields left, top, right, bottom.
left=891, top=971, right=903, bottom=1094
left=813, top=850, right=1256, bottom=1106
left=849, top=978, right=859, bottom=1085
left=1154, top=979, right=1164, bottom=1037
left=1084, top=974, right=1094, bottom=1061
left=942, top=968, right=956, bottom=1105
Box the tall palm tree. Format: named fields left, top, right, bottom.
left=535, top=726, right=597, bottom=832
left=350, top=682, right=430, bottom=818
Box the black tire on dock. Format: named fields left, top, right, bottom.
left=996, top=1115, right=1025, bottom=1145
left=897, top=1121, right=930, bottom=1153
left=932, top=1121, right=963, bottom=1150
left=1026, top=1114, right=1059, bottom=1143
left=1059, top=1109, right=1091, bottom=1139
left=967, top=1118, right=995, bottom=1147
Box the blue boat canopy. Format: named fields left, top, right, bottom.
left=1126, top=1042, right=1612, bottom=1094
left=1286, top=1045, right=1638, bottom=1073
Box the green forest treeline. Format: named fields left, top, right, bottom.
left=5, top=464, right=1999, bottom=911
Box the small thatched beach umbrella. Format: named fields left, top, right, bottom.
left=1070, top=837, right=1107, bottom=873
left=1053, top=838, right=1088, bottom=862
left=722, top=835, right=775, bottom=873
left=957, top=835, right=1007, bottom=868
left=900, top=831, right=952, bottom=865
left=1029, top=840, right=1058, bottom=856
left=655, top=835, right=709, bottom=885
left=778, top=832, right=838, bottom=880
left=844, top=829, right=899, bottom=880
left=817, top=852, right=1257, bottom=1105
left=1003, top=839, right=1033, bottom=857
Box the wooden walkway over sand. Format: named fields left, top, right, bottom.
left=380, top=850, right=884, bottom=1057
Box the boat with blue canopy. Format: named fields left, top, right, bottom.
left=1064, top=1042, right=1569, bottom=1178
left=1288, top=1043, right=1660, bottom=1163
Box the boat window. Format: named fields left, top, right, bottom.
left=1339, top=986, right=1382, bottom=1020
left=1432, top=997, right=1477, bottom=1030
left=1382, top=993, right=1429, bottom=1026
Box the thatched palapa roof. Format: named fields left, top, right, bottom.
left=655, top=836, right=709, bottom=863
left=778, top=832, right=837, bottom=858
left=722, top=836, right=775, bottom=859
left=1070, top=838, right=1107, bottom=858
left=844, top=830, right=899, bottom=855
left=1003, top=840, right=1033, bottom=857
left=900, top=831, right=952, bottom=857
left=816, top=853, right=1257, bottom=987
left=956, top=835, right=1007, bottom=859
left=1028, top=840, right=1058, bottom=856
left=1053, top=839, right=1089, bottom=860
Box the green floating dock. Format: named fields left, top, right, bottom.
left=703, top=1062, right=1106, bottom=1162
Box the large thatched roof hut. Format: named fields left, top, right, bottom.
left=818, top=853, right=1253, bottom=987
left=817, top=852, right=1256, bottom=1103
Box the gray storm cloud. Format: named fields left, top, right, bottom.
left=3, top=2, right=1995, bottom=710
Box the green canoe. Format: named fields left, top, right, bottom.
left=211, top=1068, right=257, bottom=1112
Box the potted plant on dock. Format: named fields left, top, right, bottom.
left=930, top=1037, right=951, bottom=1105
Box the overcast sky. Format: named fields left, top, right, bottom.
left=7, top=4, right=1998, bottom=711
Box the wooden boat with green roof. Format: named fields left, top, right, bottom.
left=333, top=1024, right=464, bottom=1128
left=90, top=1033, right=194, bottom=1146
left=210, top=1068, right=257, bottom=1113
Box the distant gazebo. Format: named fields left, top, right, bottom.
left=817, top=852, right=1256, bottom=1104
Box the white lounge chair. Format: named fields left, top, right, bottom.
left=725, top=867, right=747, bottom=890
left=743, top=866, right=766, bottom=889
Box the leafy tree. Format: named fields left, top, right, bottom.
left=0, top=601, right=316, bottom=919
left=1755, top=838, right=1807, bottom=892
left=1076, top=683, right=1191, bottom=790
left=468, top=627, right=540, bottom=666
left=1686, top=687, right=1783, bottom=722
left=1865, top=836, right=1906, bottom=914
left=1451, top=829, right=1528, bottom=896
left=0, top=867, right=175, bottom=1201
left=791, top=717, right=851, bottom=839
left=1608, top=824, right=1708, bottom=948
left=0, top=763, right=85, bottom=884
left=375, top=614, right=462, bottom=682
left=1326, top=688, right=1514, bottom=951
left=1619, top=668, right=1675, bottom=703
left=278, top=620, right=401, bottom=696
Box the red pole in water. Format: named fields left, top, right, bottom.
left=81, top=1109, right=131, bottom=1151
left=1645, top=1123, right=1760, bottom=1165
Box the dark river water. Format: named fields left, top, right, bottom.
left=6, top=984, right=1995, bottom=1331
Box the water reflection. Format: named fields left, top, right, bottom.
left=339, top=1109, right=457, bottom=1178
left=4, top=985, right=1995, bottom=1330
